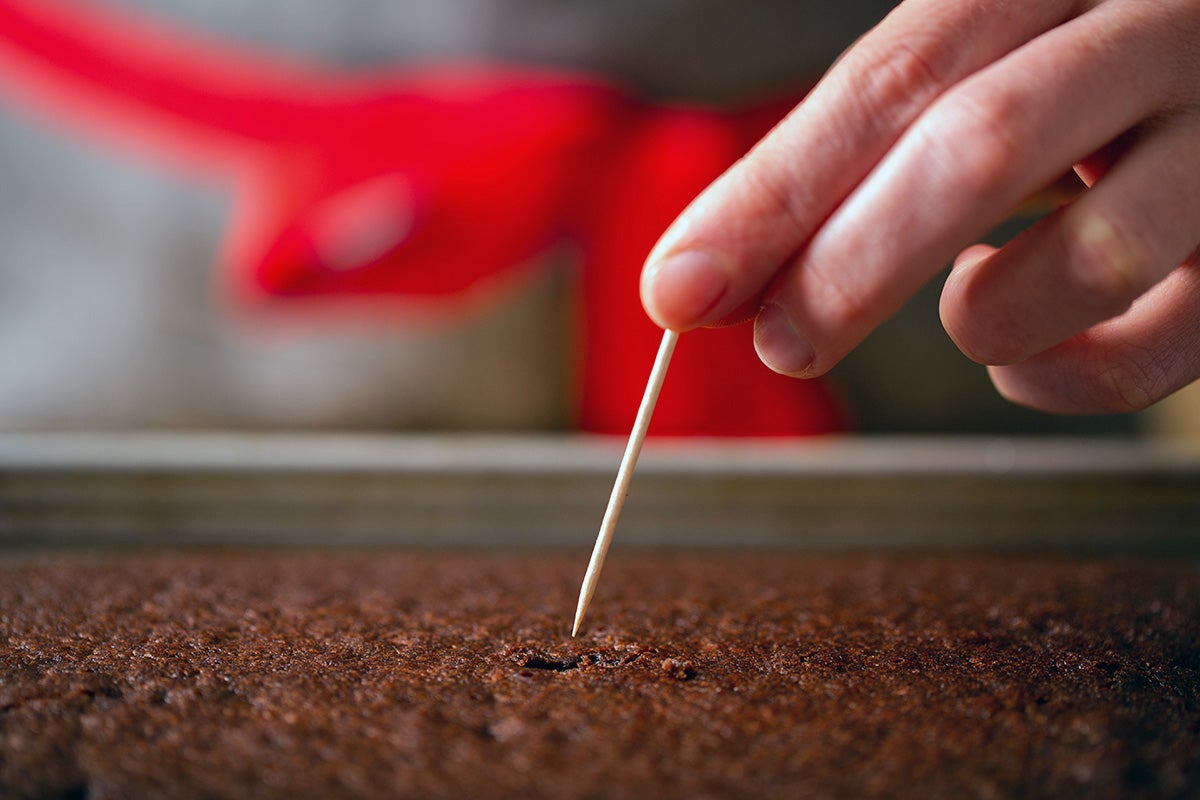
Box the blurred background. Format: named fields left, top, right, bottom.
left=0, top=0, right=1190, bottom=438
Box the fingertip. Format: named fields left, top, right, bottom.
left=952, top=243, right=997, bottom=271
left=986, top=363, right=1084, bottom=414
left=753, top=303, right=816, bottom=377
left=941, top=243, right=995, bottom=322
left=940, top=244, right=1019, bottom=365
left=985, top=364, right=1037, bottom=408
left=640, top=250, right=731, bottom=332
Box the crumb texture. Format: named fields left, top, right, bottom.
left=1, top=552, right=1198, bottom=799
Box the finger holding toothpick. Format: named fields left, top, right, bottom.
left=572, top=328, right=679, bottom=636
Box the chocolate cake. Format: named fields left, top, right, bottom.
left=1, top=551, right=1197, bottom=799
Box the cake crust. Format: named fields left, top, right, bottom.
left=1, top=552, right=1197, bottom=799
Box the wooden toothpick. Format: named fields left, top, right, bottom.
left=572, top=328, right=679, bottom=636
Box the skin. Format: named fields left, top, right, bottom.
left=640, top=0, right=1200, bottom=415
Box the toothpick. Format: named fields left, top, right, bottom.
left=572, top=328, right=679, bottom=636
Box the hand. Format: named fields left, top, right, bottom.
left=640, top=0, right=1200, bottom=414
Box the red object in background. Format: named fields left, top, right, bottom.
left=0, top=0, right=846, bottom=436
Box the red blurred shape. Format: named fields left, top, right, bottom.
left=0, top=0, right=845, bottom=436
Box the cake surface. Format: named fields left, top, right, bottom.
left=1, top=551, right=1197, bottom=799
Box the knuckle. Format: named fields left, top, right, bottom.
left=1087, top=343, right=1170, bottom=413
left=738, top=157, right=810, bottom=243
left=837, top=39, right=947, bottom=129
left=813, top=267, right=875, bottom=331
left=920, top=89, right=1026, bottom=202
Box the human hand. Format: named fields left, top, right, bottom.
left=640, top=0, right=1200, bottom=414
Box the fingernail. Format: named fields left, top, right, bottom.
left=754, top=303, right=814, bottom=376
left=643, top=250, right=729, bottom=327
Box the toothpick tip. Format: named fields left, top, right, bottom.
left=571, top=600, right=587, bottom=637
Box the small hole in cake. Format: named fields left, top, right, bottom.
left=521, top=654, right=581, bottom=672
left=502, top=644, right=653, bottom=674
left=661, top=658, right=696, bottom=681
left=503, top=646, right=581, bottom=672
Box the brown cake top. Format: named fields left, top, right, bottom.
left=1, top=551, right=1198, bottom=799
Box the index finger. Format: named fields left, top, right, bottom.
left=640, top=0, right=1076, bottom=331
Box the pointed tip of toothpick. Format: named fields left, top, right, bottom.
left=571, top=602, right=584, bottom=637
left=571, top=576, right=594, bottom=637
